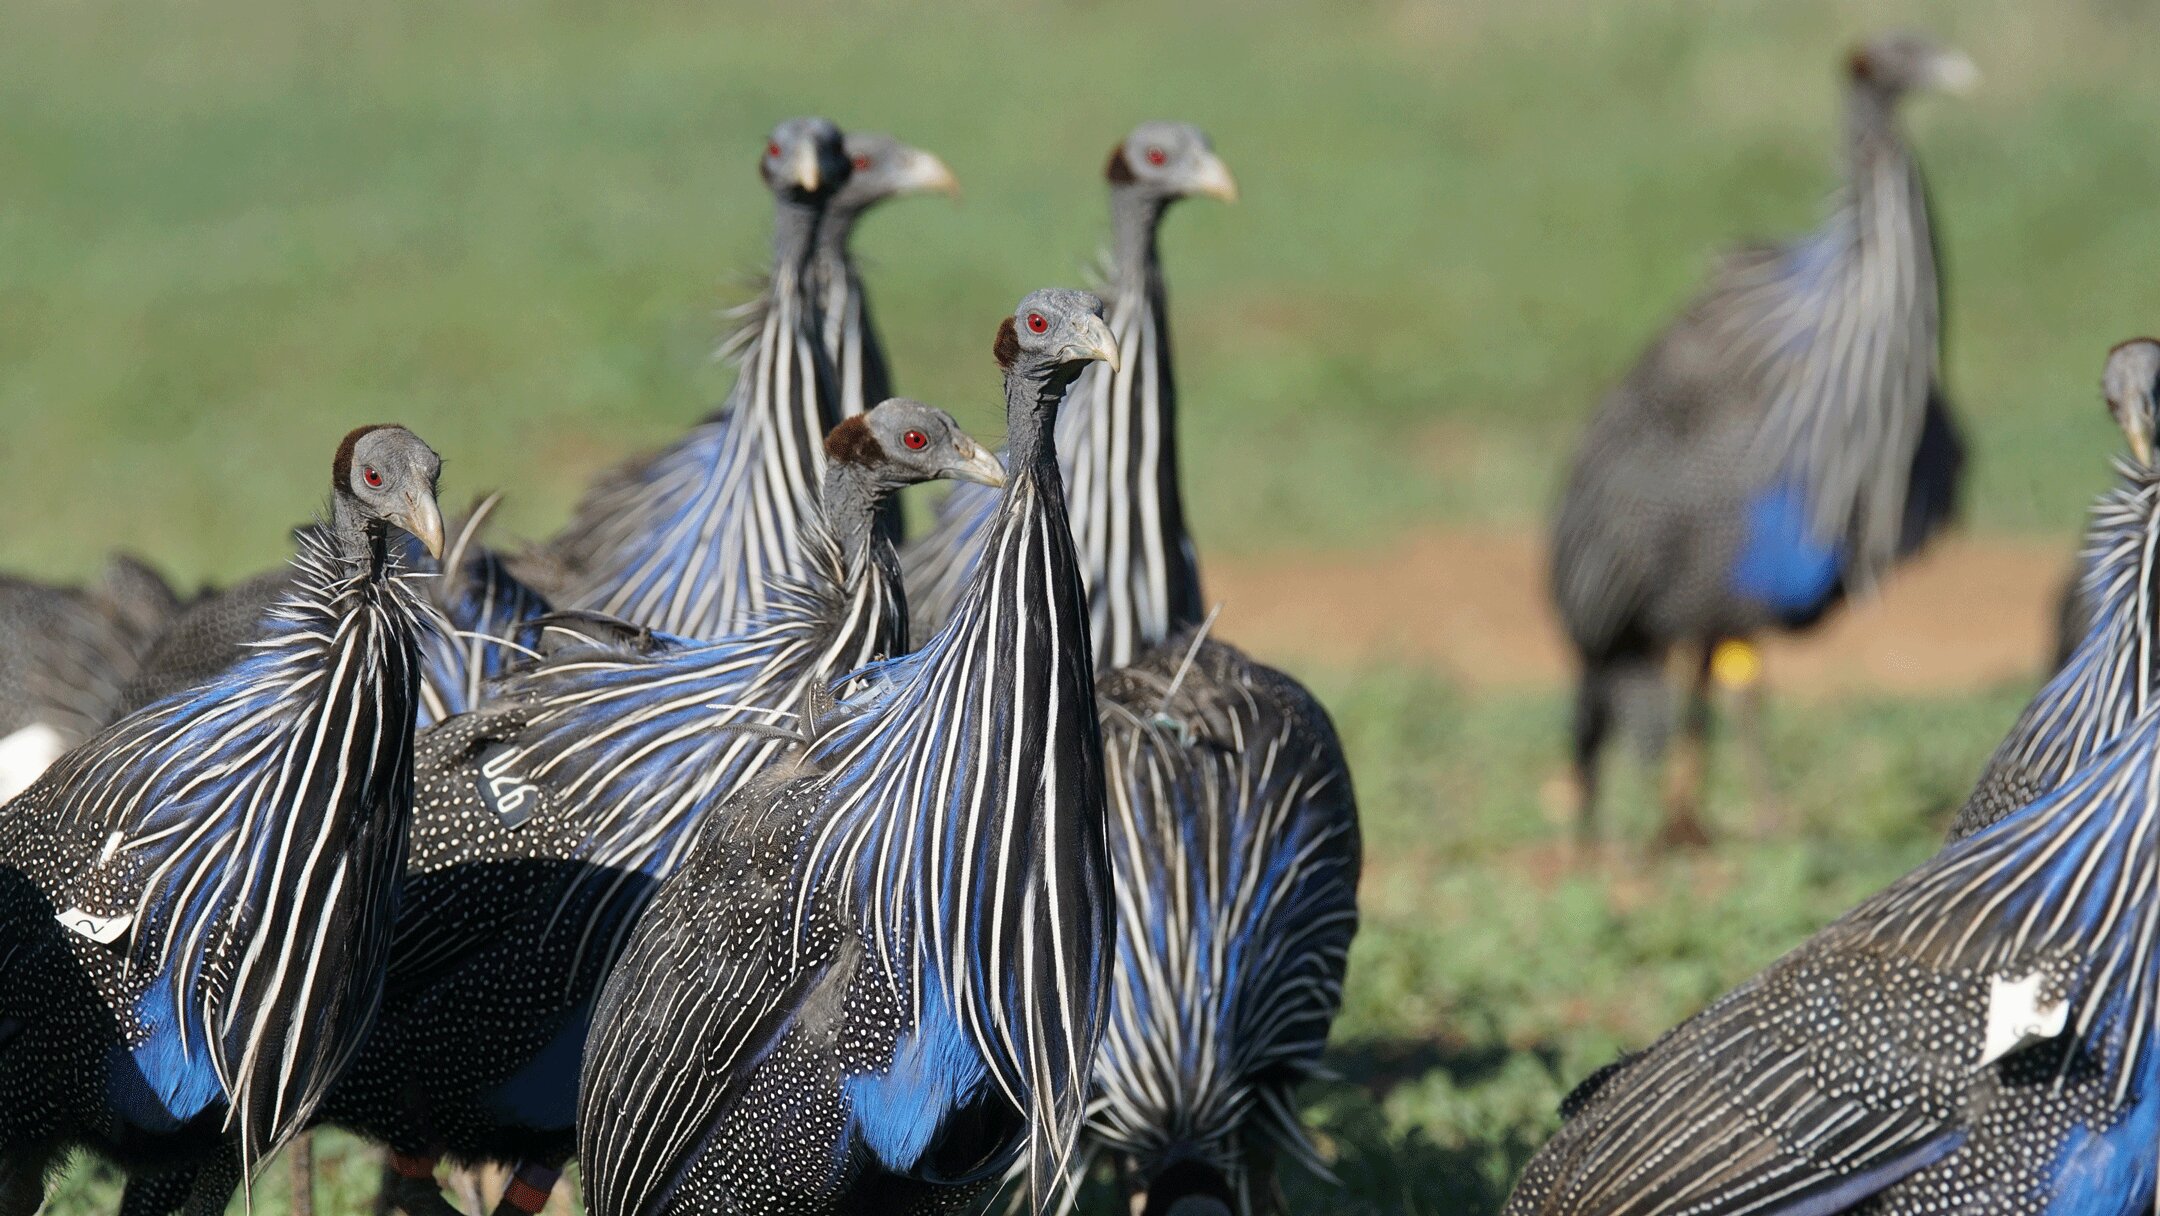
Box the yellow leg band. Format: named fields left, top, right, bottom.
left=1711, top=640, right=1763, bottom=690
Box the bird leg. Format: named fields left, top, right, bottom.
left=289, top=1132, right=316, bottom=1216
left=376, top=1151, right=470, bottom=1216
left=448, top=1164, right=489, bottom=1214
left=1714, top=640, right=1785, bottom=836
left=1652, top=643, right=1715, bottom=850
left=487, top=1160, right=565, bottom=1216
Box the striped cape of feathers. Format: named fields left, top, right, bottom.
left=0, top=524, right=428, bottom=1182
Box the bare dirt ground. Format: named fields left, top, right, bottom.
left=1208, top=527, right=2074, bottom=698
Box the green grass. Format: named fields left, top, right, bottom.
left=39, top=673, right=2037, bottom=1214
left=7, top=0, right=2160, bottom=584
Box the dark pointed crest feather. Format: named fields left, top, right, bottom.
left=824, top=414, right=887, bottom=466
left=1105, top=142, right=1135, bottom=185
left=994, top=316, right=1020, bottom=370
left=332, top=424, right=397, bottom=489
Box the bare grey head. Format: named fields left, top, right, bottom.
left=1106, top=121, right=1238, bottom=204
left=1848, top=31, right=1978, bottom=99
left=333, top=424, right=446, bottom=559
left=831, top=133, right=959, bottom=216
left=758, top=116, right=852, bottom=203
left=824, top=398, right=1004, bottom=489
left=2104, top=338, right=2160, bottom=467
left=997, top=288, right=1120, bottom=376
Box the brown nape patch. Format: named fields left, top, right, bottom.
left=1104, top=143, right=1135, bottom=185
left=993, top=316, right=1020, bottom=370
left=824, top=415, right=888, bottom=466
left=332, top=423, right=395, bottom=487
left=1847, top=47, right=1873, bottom=80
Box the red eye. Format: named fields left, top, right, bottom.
left=1026, top=312, right=1047, bottom=334
left=362, top=466, right=383, bottom=489
left=852, top=154, right=872, bottom=171
left=765, top=141, right=781, bottom=159
left=1145, top=146, right=1168, bottom=166
left=902, top=429, right=928, bottom=451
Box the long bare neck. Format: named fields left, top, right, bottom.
left=1062, top=187, right=1204, bottom=668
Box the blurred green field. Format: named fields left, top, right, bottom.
left=10, top=0, right=2151, bottom=1211
left=7, top=0, right=2160, bottom=581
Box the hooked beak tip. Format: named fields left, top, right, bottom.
left=918, top=154, right=962, bottom=199
left=790, top=145, right=822, bottom=193
left=1193, top=154, right=1240, bottom=203
left=403, top=494, right=447, bottom=561
left=1932, top=52, right=1980, bottom=95
left=955, top=445, right=1008, bottom=488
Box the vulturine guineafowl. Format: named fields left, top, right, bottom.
left=1952, top=340, right=2160, bottom=842
left=577, top=290, right=1119, bottom=1216
left=119, top=508, right=550, bottom=729
left=905, top=121, right=1233, bottom=657
left=910, top=123, right=1359, bottom=1214
left=0, top=426, right=445, bottom=1216
left=1549, top=32, right=1974, bottom=846
left=1503, top=687, right=2157, bottom=1214
left=533, top=118, right=853, bottom=639
left=317, top=400, right=1004, bottom=1216
left=0, top=556, right=180, bottom=802
left=818, top=131, right=959, bottom=421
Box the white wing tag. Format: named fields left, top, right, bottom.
left=56, top=907, right=134, bottom=945
left=1980, top=972, right=2069, bottom=1068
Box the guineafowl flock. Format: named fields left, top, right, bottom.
left=0, top=25, right=2153, bottom=1216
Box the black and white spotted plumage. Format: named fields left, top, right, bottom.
left=577, top=291, right=1118, bottom=1216
left=1506, top=713, right=2158, bottom=1215
left=314, top=400, right=1004, bottom=1199
left=536, top=118, right=852, bottom=641
left=1953, top=341, right=2160, bottom=841
left=815, top=132, right=958, bottom=422
left=0, top=426, right=442, bottom=1211
left=1086, top=640, right=1359, bottom=1214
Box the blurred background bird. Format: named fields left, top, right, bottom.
left=0, top=556, right=179, bottom=802
left=0, top=425, right=445, bottom=1216
left=817, top=132, right=961, bottom=423
left=1549, top=31, right=1975, bottom=848
left=529, top=118, right=853, bottom=639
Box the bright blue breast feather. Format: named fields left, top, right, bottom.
left=1731, top=480, right=1845, bottom=618
left=56, top=561, right=415, bottom=1137
left=2047, top=1073, right=2156, bottom=1216
left=807, top=471, right=1113, bottom=1208
left=844, top=969, right=991, bottom=1171
left=111, top=992, right=223, bottom=1129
